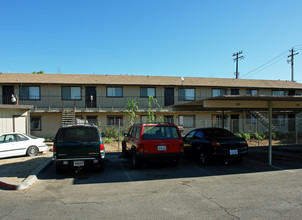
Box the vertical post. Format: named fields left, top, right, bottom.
left=118, top=119, right=121, bottom=152
left=296, top=117, right=298, bottom=144
left=222, top=110, right=225, bottom=129
left=268, top=101, right=272, bottom=166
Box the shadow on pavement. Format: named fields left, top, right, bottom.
left=37, top=146, right=302, bottom=185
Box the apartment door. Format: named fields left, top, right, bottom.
left=231, top=115, right=239, bottom=133
left=85, top=86, right=96, bottom=108
left=2, top=86, right=14, bottom=104
left=164, top=88, right=174, bottom=106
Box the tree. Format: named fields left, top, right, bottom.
left=125, top=98, right=139, bottom=126
left=32, top=71, right=44, bottom=74
left=147, top=95, right=161, bottom=123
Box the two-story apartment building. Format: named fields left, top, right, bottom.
left=1, top=73, right=302, bottom=138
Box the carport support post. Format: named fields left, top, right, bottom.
left=222, top=110, right=225, bottom=129
left=269, top=101, right=272, bottom=166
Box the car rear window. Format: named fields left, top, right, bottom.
left=56, top=127, right=99, bottom=143
left=142, top=126, right=180, bottom=140
left=203, top=128, right=235, bottom=138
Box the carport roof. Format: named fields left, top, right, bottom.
left=171, top=95, right=302, bottom=111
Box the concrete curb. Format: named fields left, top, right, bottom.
left=0, top=158, right=53, bottom=191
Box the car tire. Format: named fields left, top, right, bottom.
left=200, top=152, right=208, bottom=165
left=131, top=150, right=140, bottom=169
left=27, top=146, right=38, bottom=156
left=122, top=143, right=127, bottom=158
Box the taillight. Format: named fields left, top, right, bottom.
left=212, top=141, right=221, bottom=147
left=180, top=143, right=184, bottom=152
left=100, top=142, right=104, bottom=152
left=53, top=145, right=56, bottom=153
left=138, top=144, right=144, bottom=153
left=244, top=140, right=248, bottom=146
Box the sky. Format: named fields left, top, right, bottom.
left=0, top=0, right=302, bottom=82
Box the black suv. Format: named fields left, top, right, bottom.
left=53, top=125, right=105, bottom=173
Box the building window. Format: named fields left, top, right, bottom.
left=140, top=87, right=156, bottom=98
left=164, top=115, right=174, bottom=124
left=107, top=115, right=123, bottom=126
left=231, top=89, right=239, bottom=95
left=246, top=114, right=257, bottom=124
left=246, top=89, right=258, bottom=95
left=86, top=116, right=98, bottom=125
left=212, top=114, right=227, bottom=127
left=19, top=86, right=40, bottom=100
left=62, top=86, right=81, bottom=100
left=179, top=88, right=195, bottom=101
left=272, top=90, right=285, bottom=96
left=273, top=114, right=285, bottom=126
left=179, top=115, right=195, bottom=128
left=30, top=116, right=41, bottom=131
left=107, top=87, right=123, bottom=97
left=140, top=115, right=157, bottom=123
left=212, top=89, right=226, bottom=97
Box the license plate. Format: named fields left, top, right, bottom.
left=158, top=145, right=166, bottom=151
left=230, top=149, right=238, bottom=155
left=73, top=161, right=84, bottom=166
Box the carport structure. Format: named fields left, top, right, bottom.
left=172, top=95, right=302, bottom=166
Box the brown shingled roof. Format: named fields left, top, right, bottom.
left=0, top=73, right=302, bottom=89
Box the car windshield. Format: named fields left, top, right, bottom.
left=203, top=128, right=235, bottom=138
left=56, top=127, right=99, bottom=143
left=142, top=126, right=180, bottom=140
left=27, top=134, right=38, bottom=139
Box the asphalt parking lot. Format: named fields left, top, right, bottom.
left=1, top=146, right=302, bottom=219
left=34, top=145, right=302, bottom=185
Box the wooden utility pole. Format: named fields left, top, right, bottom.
left=287, top=48, right=299, bottom=82
left=233, top=51, right=244, bottom=79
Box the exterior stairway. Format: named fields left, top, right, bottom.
left=61, top=110, right=75, bottom=126
left=61, top=100, right=76, bottom=126
left=248, top=111, right=276, bottom=131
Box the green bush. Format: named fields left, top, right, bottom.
left=103, top=137, right=114, bottom=144
left=236, top=132, right=250, bottom=141
left=250, top=131, right=265, bottom=140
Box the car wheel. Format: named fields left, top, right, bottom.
left=200, top=152, right=208, bottom=165
left=27, top=146, right=38, bottom=156
left=131, top=150, right=140, bottom=169
left=122, top=144, right=127, bottom=158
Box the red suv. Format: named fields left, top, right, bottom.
left=122, top=123, right=183, bottom=168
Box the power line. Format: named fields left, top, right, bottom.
left=243, top=55, right=288, bottom=79
left=241, top=50, right=288, bottom=78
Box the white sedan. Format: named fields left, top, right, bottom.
left=0, top=133, right=48, bottom=159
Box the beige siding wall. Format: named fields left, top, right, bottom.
left=31, top=113, right=61, bottom=138
left=0, top=109, right=29, bottom=134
